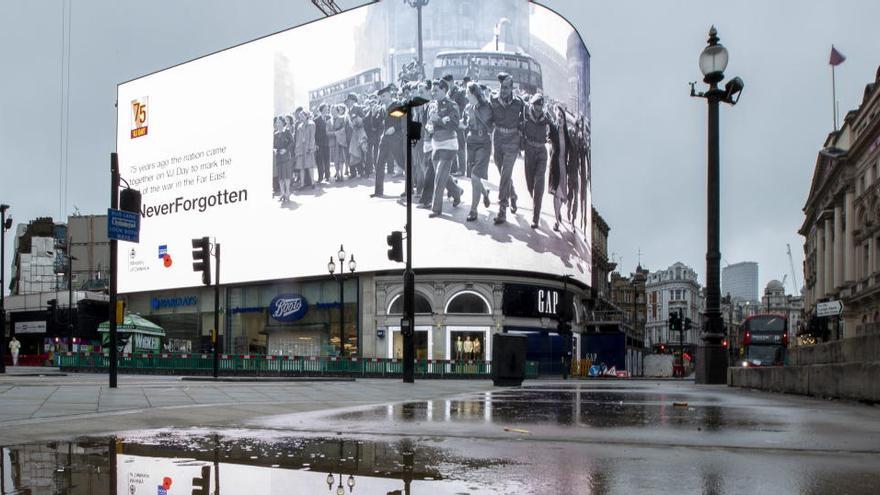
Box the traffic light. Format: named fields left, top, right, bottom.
left=557, top=320, right=572, bottom=334
left=386, top=231, right=403, bottom=262
left=191, top=466, right=211, bottom=495
left=684, top=317, right=692, bottom=331
left=47, top=299, right=57, bottom=321
left=668, top=312, right=681, bottom=332
left=191, top=237, right=211, bottom=285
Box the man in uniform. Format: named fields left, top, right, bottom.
left=364, top=93, right=383, bottom=178
left=443, top=74, right=468, bottom=177
left=426, top=78, right=462, bottom=217
left=371, top=85, right=405, bottom=198
left=314, top=103, right=331, bottom=183
left=488, top=72, right=524, bottom=224
left=522, top=93, right=551, bottom=229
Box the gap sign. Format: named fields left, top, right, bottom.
left=107, top=208, right=140, bottom=242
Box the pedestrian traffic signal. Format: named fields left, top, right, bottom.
left=191, top=237, right=211, bottom=285
left=386, top=231, right=403, bottom=262
left=684, top=317, right=693, bottom=331
left=191, top=466, right=211, bottom=495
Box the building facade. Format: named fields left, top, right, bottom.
left=721, top=261, right=759, bottom=303
left=800, top=66, right=880, bottom=340
left=4, top=215, right=110, bottom=357
left=590, top=207, right=613, bottom=302
left=9, top=218, right=67, bottom=295
left=121, top=271, right=592, bottom=376
left=606, top=267, right=648, bottom=375
left=761, top=279, right=805, bottom=339
left=644, top=262, right=703, bottom=349
left=67, top=215, right=110, bottom=291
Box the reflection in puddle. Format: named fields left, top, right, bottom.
left=0, top=433, right=518, bottom=494
left=332, top=389, right=756, bottom=431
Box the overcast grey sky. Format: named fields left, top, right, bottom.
left=2, top=0, right=879, bottom=297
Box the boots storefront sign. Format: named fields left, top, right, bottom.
left=268, top=294, right=309, bottom=322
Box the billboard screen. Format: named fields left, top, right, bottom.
left=116, top=0, right=592, bottom=292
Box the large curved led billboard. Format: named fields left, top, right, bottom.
left=116, top=0, right=591, bottom=292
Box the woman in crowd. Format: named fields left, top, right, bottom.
left=549, top=105, right=573, bottom=232
left=463, top=82, right=492, bottom=222
left=326, top=105, right=338, bottom=176
left=294, top=108, right=317, bottom=189
left=273, top=116, right=293, bottom=205
left=332, top=104, right=349, bottom=181
left=346, top=94, right=368, bottom=179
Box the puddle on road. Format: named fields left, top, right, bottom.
left=330, top=389, right=757, bottom=431
left=0, top=432, right=522, bottom=494
left=3, top=429, right=880, bottom=495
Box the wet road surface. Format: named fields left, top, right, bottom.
left=2, top=380, right=879, bottom=494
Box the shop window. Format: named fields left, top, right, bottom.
left=445, top=291, right=490, bottom=314
left=387, top=293, right=432, bottom=315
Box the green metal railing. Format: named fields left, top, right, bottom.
left=55, top=352, right=539, bottom=379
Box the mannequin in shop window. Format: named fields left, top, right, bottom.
left=456, top=335, right=463, bottom=361
left=473, top=337, right=481, bottom=361
left=463, top=336, right=474, bottom=361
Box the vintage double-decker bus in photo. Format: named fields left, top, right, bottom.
left=739, top=314, right=789, bottom=367
left=308, top=67, right=384, bottom=112
left=433, top=49, right=543, bottom=94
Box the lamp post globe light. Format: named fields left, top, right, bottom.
left=325, top=473, right=355, bottom=494
left=328, top=245, right=356, bottom=357
left=690, top=26, right=744, bottom=384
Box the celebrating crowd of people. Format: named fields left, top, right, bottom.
left=273, top=70, right=590, bottom=235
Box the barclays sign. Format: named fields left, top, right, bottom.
left=268, top=293, right=308, bottom=322
left=151, top=295, right=198, bottom=310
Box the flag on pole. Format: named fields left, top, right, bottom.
left=829, top=45, right=846, bottom=66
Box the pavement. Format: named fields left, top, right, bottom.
left=0, top=368, right=494, bottom=445
left=2, top=369, right=880, bottom=493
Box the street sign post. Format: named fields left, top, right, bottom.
left=816, top=300, right=843, bottom=318
left=107, top=208, right=140, bottom=243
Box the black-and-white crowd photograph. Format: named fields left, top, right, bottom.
left=272, top=0, right=592, bottom=281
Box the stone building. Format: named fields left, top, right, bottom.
left=609, top=266, right=648, bottom=343
left=800, top=66, right=880, bottom=339
left=644, top=262, right=703, bottom=349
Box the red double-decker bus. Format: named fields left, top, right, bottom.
left=739, top=314, right=789, bottom=367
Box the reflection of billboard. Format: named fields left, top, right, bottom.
left=117, top=454, right=212, bottom=494
left=116, top=0, right=591, bottom=293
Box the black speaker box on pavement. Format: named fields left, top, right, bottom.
left=492, top=333, right=527, bottom=387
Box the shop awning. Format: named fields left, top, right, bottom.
left=98, top=314, right=165, bottom=336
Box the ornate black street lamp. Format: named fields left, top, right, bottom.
left=326, top=472, right=355, bottom=494
left=328, top=245, right=356, bottom=357
left=690, top=26, right=744, bottom=384
left=0, top=204, right=11, bottom=373
left=403, top=0, right=430, bottom=78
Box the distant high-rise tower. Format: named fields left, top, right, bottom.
left=722, top=262, right=759, bottom=303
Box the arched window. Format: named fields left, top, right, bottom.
left=387, top=293, right=432, bottom=315
left=445, top=291, right=491, bottom=314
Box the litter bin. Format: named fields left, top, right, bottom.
left=491, top=333, right=527, bottom=386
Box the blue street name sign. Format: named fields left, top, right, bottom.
left=107, top=208, right=140, bottom=243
